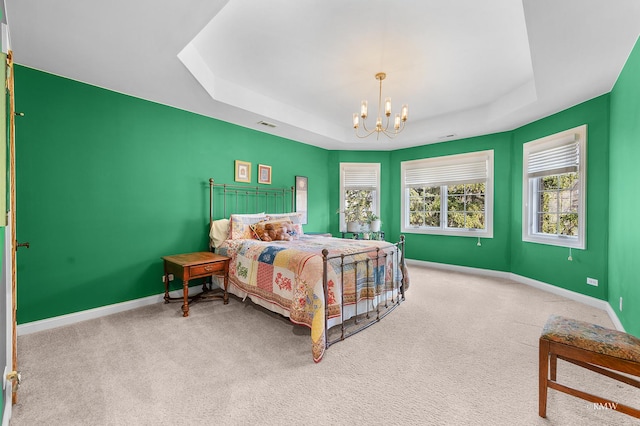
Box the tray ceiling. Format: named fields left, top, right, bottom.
left=5, top=0, right=640, bottom=150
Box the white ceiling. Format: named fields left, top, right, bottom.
left=4, top=0, right=640, bottom=150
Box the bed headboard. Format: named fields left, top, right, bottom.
left=209, top=178, right=295, bottom=224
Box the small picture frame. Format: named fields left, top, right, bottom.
left=235, top=160, right=251, bottom=183
left=258, top=164, right=272, bottom=185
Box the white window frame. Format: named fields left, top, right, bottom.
left=522, top=125, right=587, bottom=249
left=401, top=150, right=494, bottom=238
left=339, top=163, right=381, bottom=232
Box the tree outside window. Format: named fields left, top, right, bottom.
left=536, top=172, right=579, bottom=236
left=344, top=189, right=374, bottom=224
left=408, top=183, right=485, bottom=230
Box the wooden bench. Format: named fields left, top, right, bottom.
left=539, top=314, right=640, bottom=419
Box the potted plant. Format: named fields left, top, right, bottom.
left=337, top=206, right=364, bottom=232
left=338, top=190, right=372, bottom=233
left=367, top=212, right=382, bottom=233
left=347, top=220, right=362, bottom=233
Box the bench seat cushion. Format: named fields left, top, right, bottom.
left=541, top=314, right=640, bottom=362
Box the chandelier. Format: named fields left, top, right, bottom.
left=353, top=72, right=408, bottom=139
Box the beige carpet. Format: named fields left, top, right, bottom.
left=10, top=266, right=640, bottom=425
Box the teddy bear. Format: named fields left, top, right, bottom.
left=258, top=223, right=291, bottom=241
left=277, top=224, right=293, bottom=241
left=259, top=223, right=275, bottom=241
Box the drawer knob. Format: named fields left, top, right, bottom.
left=204, top=266, right=213, bottom=271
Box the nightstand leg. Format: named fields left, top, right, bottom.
left=182, top=279, right=189, bottom=317
left=223, top=263, right=229, bottom=304
left=163, top=262, right=170, bottom=304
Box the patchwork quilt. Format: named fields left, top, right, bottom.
left=217, top=235, right=407, bottom=362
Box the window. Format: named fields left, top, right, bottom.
left=401, top=150, right=494, bottom=237
left=522, top=125, right=586, bottom=249
left=339, top=163, right=380, bottom=232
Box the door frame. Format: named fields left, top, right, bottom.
left=2, top=38, right=17, bottom=424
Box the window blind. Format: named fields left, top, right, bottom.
left=343, top=166, right=378, bottom=190
left=404, top=157, right=488, bottom=188
left=527, top=139, right=579, bottom=178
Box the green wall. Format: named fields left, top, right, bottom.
left=389, top=132, right=513, bottom=272
left=511, top=95, right=610, bottom=300
left=13, top=48, right=640, bottom=337
left=609, top=38, right=640, bottom=337
left=14, top=66, right=330, bottom=324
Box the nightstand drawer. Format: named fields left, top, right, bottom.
left=190, top=262, right=225, bottom=277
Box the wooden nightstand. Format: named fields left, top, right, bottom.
left=162, top=252, right=230, bottom=317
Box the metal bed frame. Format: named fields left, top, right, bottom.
left=208, top=178, right=407, bottom=355
left=209, top=178, right=294, bottom=221
left=321, top=238, right=406, bottom=349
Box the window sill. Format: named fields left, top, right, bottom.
left=402, top=227, right=493, bottom=238
left=523, top=234, right=584, bottom=249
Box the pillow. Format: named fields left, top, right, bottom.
left=251, top=219, right=295, bottom=241
left=229, top=213, right=267, bottom=239
left=209, top=218, right=230, bottom=248
left=232, top=213, right=266, bottom=218
left=267, top=212, right=304, bottom=236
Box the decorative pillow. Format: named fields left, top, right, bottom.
left=251, top=219, right=295, bottom=241
left=229, top=213, right=267, bottom=239
left=267, top=212, right=304, bottom=237
left=233, top=213, right=266, bottom=218
left=209, top=218, right=230, bottom=248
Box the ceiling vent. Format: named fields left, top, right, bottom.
left=438, top=133, right=457, bottom=139
left=257, top=120, right=277, bottom=128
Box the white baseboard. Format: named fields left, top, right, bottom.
left=18, top=261, right=624, bottom=336
left=604, top=303, right=625, bottom=332
left=406, top=259, right=512, bottom=280
left=16, top=287, right=203, bottom=336
left=2, top=398, right=10, bottom=426
left=406, top=259, right=624, bottom=332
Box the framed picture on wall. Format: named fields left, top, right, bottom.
left=235, top=160, right=251, bottom=183
left=295, top=176, right=308, bottom=224
left=258, top=164, right=272, bottom=184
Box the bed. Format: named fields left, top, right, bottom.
left=208, top=179, right=408, bottom=362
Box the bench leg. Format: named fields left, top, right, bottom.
left=539, top=338, right=550, bottom=418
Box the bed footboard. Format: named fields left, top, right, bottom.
left=321, top=235, right=406, bottom=350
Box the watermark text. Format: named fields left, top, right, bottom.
left=593, top=402, right=619, bottom=411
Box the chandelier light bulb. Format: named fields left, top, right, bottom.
left=360, top=101, right=368, bottom=119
